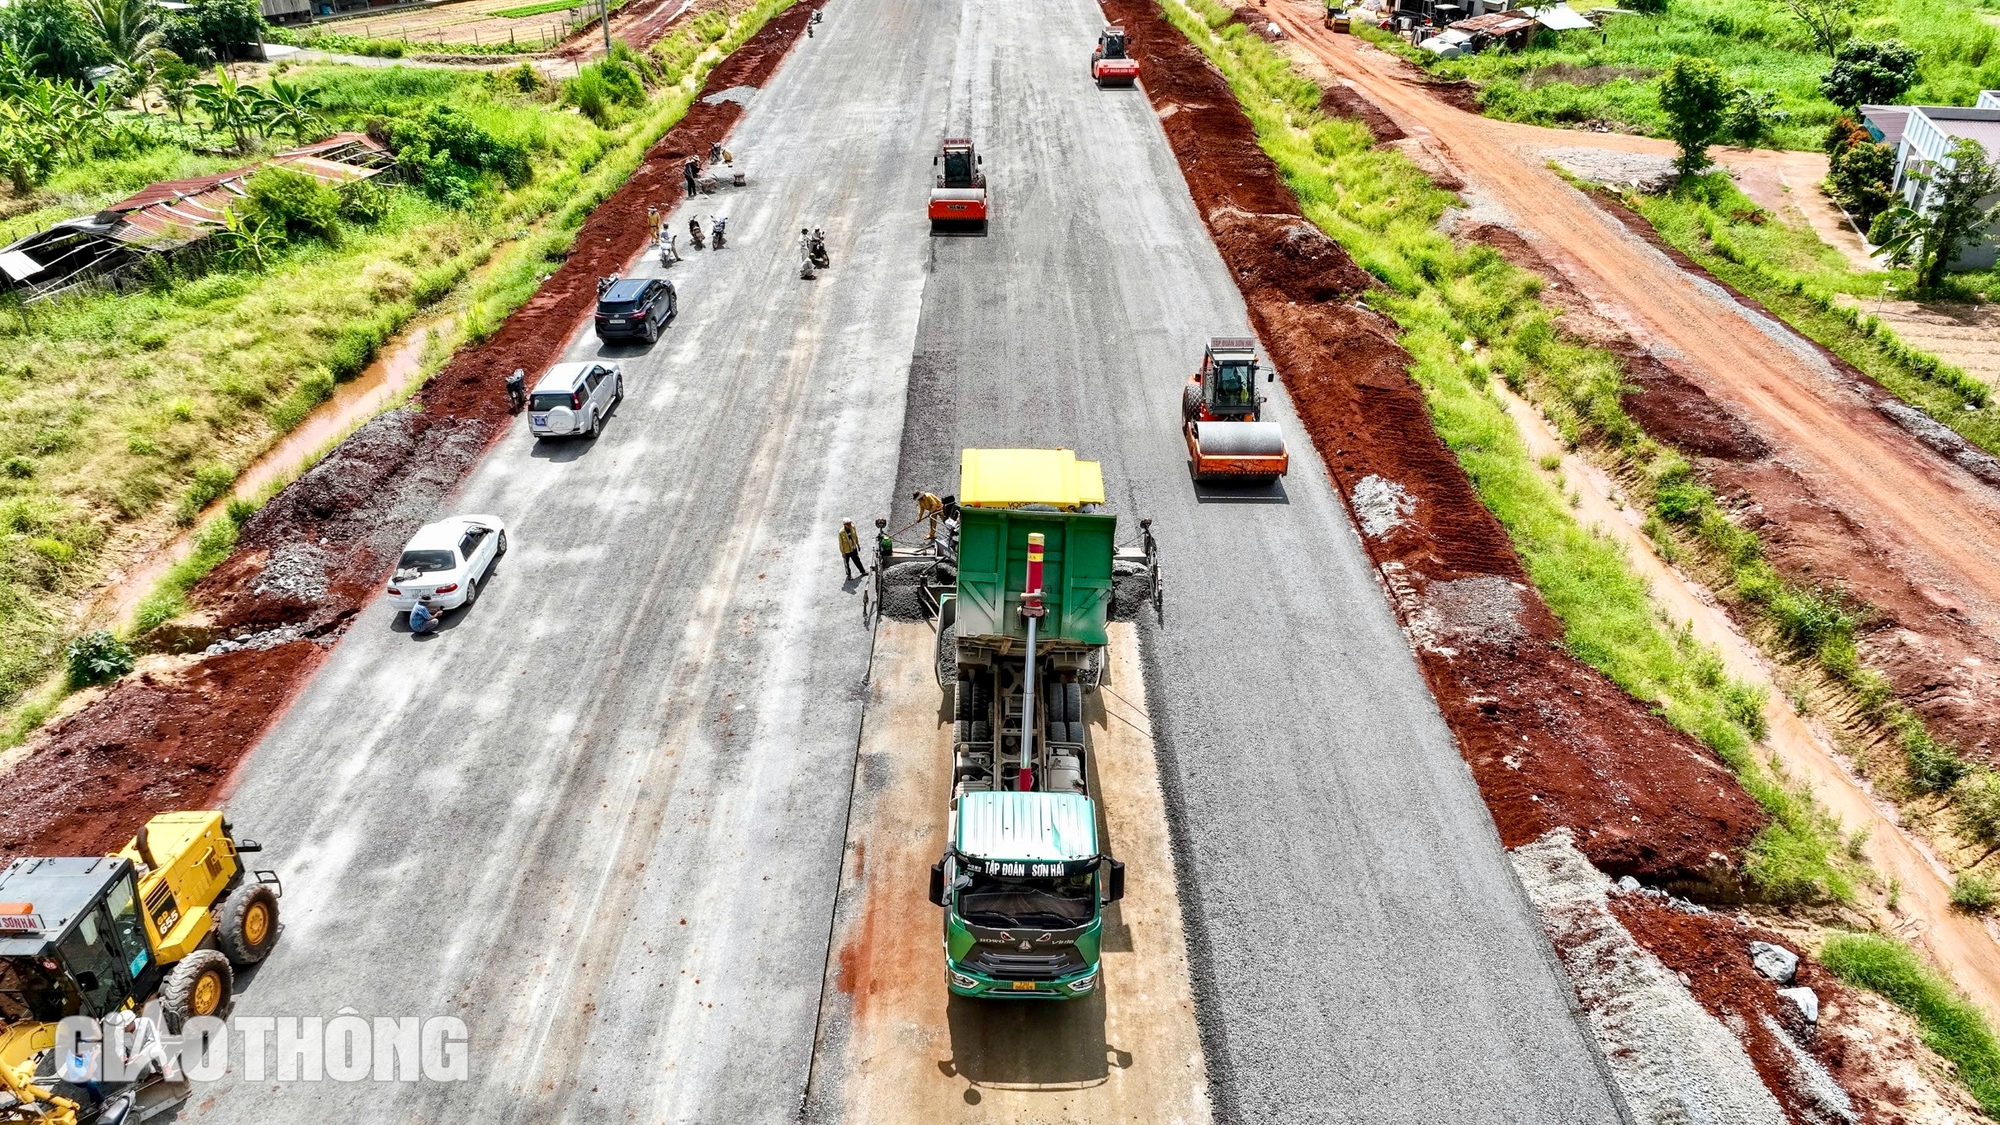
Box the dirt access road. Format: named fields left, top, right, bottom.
left=1266, top=3, right=2000, bottom=655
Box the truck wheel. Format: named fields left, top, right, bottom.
left=1070, top=721, right=1088, bottom=746
left=971, top=721, right=991, bottom=744
left=953, top=720, right=969, bottom=745
left=162, top=950, right=233, bottom=1033
left=216, top=882, right=280, bottom=965
left=1064, top=682, right=1083, bottom=724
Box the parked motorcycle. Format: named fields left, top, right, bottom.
left=808, top=229, right=830, bottom=270
left=711, top=215, right=729, bottom=250
left=688, top=217, right=706, bottom=251
left=505, top=367, right=526, bottom=413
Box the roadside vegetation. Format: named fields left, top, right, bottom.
left=0, top=0, right=794, bottom=745
left=1823, top=931, right=2000, bottom=1114
left=1387, top=0, right=2000, bottom=150
left=1169, top=0, right=1857, bottom=904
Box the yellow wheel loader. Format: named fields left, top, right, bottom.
left=0, top=813, right=281, bottom=1124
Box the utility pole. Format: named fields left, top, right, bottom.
left=602, top=0, right=613, bottom=58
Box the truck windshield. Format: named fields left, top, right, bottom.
left=0, top=957, right=68, bottom=1024
left=958, top=871, right=1095, bottom=928
left=1212, top=361, right=1256, bottom=407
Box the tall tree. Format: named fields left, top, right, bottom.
left=1770, top=0, right=1850, bottom=57
left=83, top=0, right=179, bottom=105
left=1820, top=39, right=1921, bottom=109
left=1659, top=57, right=1734, bottom=175
left=0, top=0, right=104, bottom=82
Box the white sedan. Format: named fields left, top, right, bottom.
left=384, top=515, right=508, bottom=613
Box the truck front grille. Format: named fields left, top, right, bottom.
left=963, top=944, right=1087, bottom=981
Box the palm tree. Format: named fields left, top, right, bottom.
left=259, top=79, right=324, bottom=144
left=193, top=66, right=268, bottom=151
left=80, top=0, right=178, bottom=107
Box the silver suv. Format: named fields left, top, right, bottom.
left=528, top=361, right=622, bottom=440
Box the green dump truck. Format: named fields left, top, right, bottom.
left=922, top=449, right=1155, bottom=999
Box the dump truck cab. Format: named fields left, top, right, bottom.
left=929, top=138, right=989, bottom=232
left=0, top=814, right=280, bottom=1122
left=1183, top=336, right=1289, bottom=482
left=926, top=450, right=1135, bottom=999
left=929, top=792, right=1123, bottom=998
left=1091, top=25, right=1139, bottom=86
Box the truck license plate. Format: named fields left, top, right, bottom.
left=1011, top=981, right=1036, bottom=991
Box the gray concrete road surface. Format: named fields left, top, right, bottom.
left=192, top=0, right=952, bottom=1119
left=872, top=0, right=1627, bottom=1121
left=187, top=0, right=1624, bottom=1120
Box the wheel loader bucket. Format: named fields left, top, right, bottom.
left=1187, top=420, right=1288, bottom=480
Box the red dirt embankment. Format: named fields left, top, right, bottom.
left=1104, top=0, right=1766, bottom=883
left=0, top=0, right=825, bottom=865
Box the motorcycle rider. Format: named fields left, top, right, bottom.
left=809, top=227, right=830, bottom=269
left=504, top=367, right=526, bottom=412
left=689, top=215, right=706, bottom=251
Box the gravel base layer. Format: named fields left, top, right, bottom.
left=1511, top=830, right=1790, bottom=1125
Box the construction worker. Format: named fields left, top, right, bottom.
left=409, top=597, right=439, bottom=635
left=913, top=490, right=944, bottom=539
left=683, top=155, right=701, bottom=199
left=839, top=519, right=866, bottom=579
left=875, top=517, right=893, bottom=569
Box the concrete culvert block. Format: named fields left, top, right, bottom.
left=1777, top=986, right=1819, bottom=1024
left=1750, top=941, right=1799, bottom=986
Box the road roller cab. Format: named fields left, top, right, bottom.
left=0, top=813, right=281, bottom=1118
left=1182, top=337, right=1289, bottom=482
left=929, top=138, right=988, bottom=233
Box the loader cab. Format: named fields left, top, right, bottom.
left=1098, top=26, right=1128, bottom=58
left=0, top=858, right=158, bottom=1030
left=1199, top=337, right=1267, bottom=418
left=936, top=139, right=982, bottom=189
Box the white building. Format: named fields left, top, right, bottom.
left=1862, top=97, right=2000, bottom=269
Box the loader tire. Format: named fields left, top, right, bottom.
left=216, top=881, right=280, bottom=965
left=1064, top=682, right=1083, bottom=724
left=162, top=950, right=233, bottom=1033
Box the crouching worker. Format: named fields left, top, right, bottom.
left=409, top=597, right=440, bottom=635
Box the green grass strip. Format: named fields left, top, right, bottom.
left=1159, top=0, right=1854, bottom=903
left=1822, top=932, right=2000, bottom=1114
left=494, top=0, right=583, bottom=19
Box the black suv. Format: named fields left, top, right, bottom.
left=595, top=277, right=677, bottom=342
